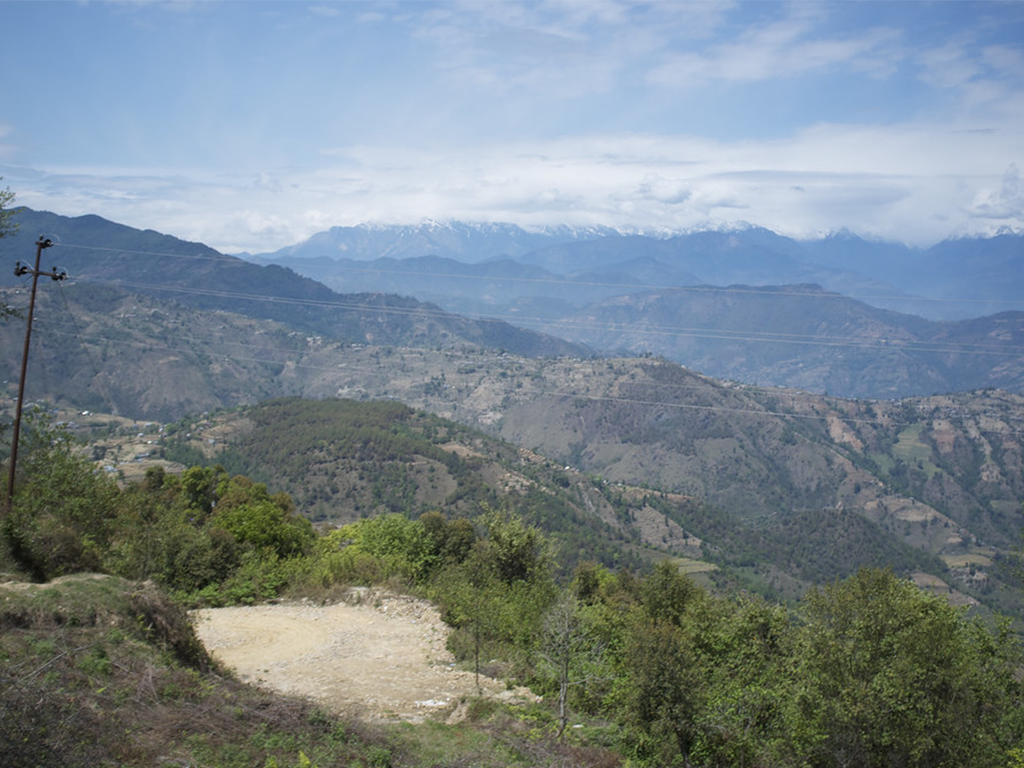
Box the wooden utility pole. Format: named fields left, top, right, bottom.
left=5, top=237, right=65, bottom=513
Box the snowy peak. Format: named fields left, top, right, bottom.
left=253, top=221, right=621, bottom=264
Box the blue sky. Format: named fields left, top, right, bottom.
left=2, top=0, right=1022, bottom=253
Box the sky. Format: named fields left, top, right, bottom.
left=1, top=0, right=1023, bottom=254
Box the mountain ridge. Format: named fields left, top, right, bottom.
left=245, top=220, right=1024, bottom=321
left=0, top=209, right=589, bottom=361
left=1, top=274, right=1021, bottom=615
left=4, top=208, right=1024, bottom=399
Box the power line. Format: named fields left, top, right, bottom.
left=44, top=240, right=1024, bottom=360
left=52, top=282, right=120, bottom=416
left=24, top=309, right=1024, bottom=439
left=51, top=239, right=1024, bottom=310
left=64, top=275, right=1024, bottom=359
left=5, top=240, right=1023, bottom=432
left=6, top=237, right=66, bottom=513
left=314, top=262, right=1024, bottom=310
left=48, top=241, right=231, bottom=262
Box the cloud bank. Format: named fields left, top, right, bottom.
left=0, top=1, right=1021, bottom=253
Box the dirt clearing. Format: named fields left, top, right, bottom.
left=192, top=589, right=532, bottom=723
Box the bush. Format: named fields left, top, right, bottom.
left=3, top=414, right=120, bottom=580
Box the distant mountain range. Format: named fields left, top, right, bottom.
left=3, top=209, right=1023, bottom=399
left=240, top=220, right=1024, bottom=398
left=0, top=210, right=587, bottom=360
left=235, top=220, right=621, bottom=264
left=244, top=221, right=1024, bottom=321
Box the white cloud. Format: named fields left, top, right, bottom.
left=3, top=1, right=1022, bottom=253
left=915, top=35, right=1024, bottom=119
left=636, top=174, right=692, bottom=205
left=250, top=172, right=283, bottom=194
left=10, top=113, right=1020, bottom=252
left=404, top=0, right=732, bottom=99
left=647, top=13, right=903, bottom=87
left=918, top=40, right=983, bottom=90
left=982, top=44, right=1024, bottom=79
left=969, top=162, right=1023, bottom=221
left=0, top=122, right=17, bottom=162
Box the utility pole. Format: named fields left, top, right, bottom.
left=5, top=237, right=66, bottom=513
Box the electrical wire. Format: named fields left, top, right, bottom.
left=308, top=261, right=1024, bottom=311
left=68, top=274, right=1024, bottom=359
left=6, top=238, right=1023, bottom=434
left=50, top=238, right=1024, bottom=311
left=24, top=308, right=1024, bottom=439
left=46, top=242, right=1024, bottom=357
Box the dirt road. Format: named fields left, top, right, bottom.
left=191, top=589, right=528, bottom=723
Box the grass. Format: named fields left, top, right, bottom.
left=893, top=425, right=942, bottom=478
left=671, top=557, right=719, bottom=575
left=0, top=575, right=391, bottom=767
left=389, top=699, right=622, bottom=768
left=942, top=553, right=995, bottom=568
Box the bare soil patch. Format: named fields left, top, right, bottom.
left=192, top=589, right=532, bottom=723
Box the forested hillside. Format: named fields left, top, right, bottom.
left=2, top=412, right=1022, bottom=767
left=154, top=395, right=1024, bottom=618
left=3, top=278, right=1023, bottom=613
left=164, top=398, right=650, bottom=578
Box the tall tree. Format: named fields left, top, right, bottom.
left=0, top=178, right=17, bottom=241
left=3, top=410, right=120, bottom=579
left=619, top=561, right=708, bottom=767
left=431, top=541, right=504, bottom=690
left=791, top=568, right=1024, bottom=768
left=0, top=177, right=20, bottom=319
left=539, top=590, right=607, bottom=738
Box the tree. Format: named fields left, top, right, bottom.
left=688, top=595, right=794, bottom=767
left=2, top=410, right=120, bottom=579
left=622, top=616, right=700, bottom=767
left=336, top=512, right=432, bottom=581
left=0, top=178, right=15, bottom=227
left=213, top=475, right=314, bottom=559
left=0, top=178, right=20, bottom=318
left=618, top=561, right=707, bottom=767
left=430, top=509, right=556, bottom=687
left=640, top=559, right=701, bottom=627
left=481, top=505, right=549, bottom=586
left=791, top=568, right=1024, bottom=768
left=539, top=590, right=607, bottom=738
left=104, top=482, right=239, bottom=593
left=431, top=542, right=505, bottom=690
left=419, top=510, right=475, bottom=568
left=174, top=465, right=225, bottom=519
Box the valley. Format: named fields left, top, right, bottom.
left=41, top=354, right=1024, bottom=620
left=1, top=209, right=1022, bottom=615
left=2, top=210, right=1023, bottom=768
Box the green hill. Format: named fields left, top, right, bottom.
left=157, top=395, right=1021, bottom=613
left=1, top=280, right=1022, bottom=612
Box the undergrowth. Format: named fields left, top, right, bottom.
left=0, top=574, right=620, bottom=768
